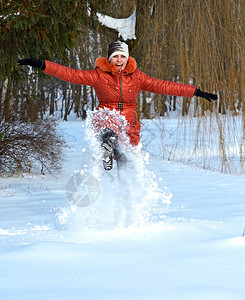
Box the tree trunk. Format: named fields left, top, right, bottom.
left=142, top=91, right=151, bottom=119
left=49, top=87, right=55, bottom=116
left=91, top=87, right=96, bottom=111
left=3, top=79, right=13, bottom=122
left=81, top=85, right=88, bottom=120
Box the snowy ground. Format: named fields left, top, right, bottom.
left=0, top=118, right=245, bottom=300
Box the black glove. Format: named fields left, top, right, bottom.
left=194, top=88, right=218, bottom=102
left=18, top=58, right=46, bottom=70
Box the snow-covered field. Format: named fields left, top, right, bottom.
left=0, top=118, right=245, bottom=300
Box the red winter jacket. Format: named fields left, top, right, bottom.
left=43, top=57, right=196, bottom=145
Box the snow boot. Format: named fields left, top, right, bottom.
left=101, top=140, right=114, bottom=170
left=100, top=128, right=118, bottom=171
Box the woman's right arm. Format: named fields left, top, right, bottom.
left=18, top=58, right=98, bottom=87
left=44, top=60, right=98, bottom=86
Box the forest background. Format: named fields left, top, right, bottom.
left=0, top=0, right=244, bottom=175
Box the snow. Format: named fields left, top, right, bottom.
left=1, top=116, right=245, bottom=300
left=97, top=9, right=136, bottom=40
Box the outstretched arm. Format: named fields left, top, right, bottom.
left=137, top=69, right=217, bottom=102
left=18, top=58, right=98, bottom=87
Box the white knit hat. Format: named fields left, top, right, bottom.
left=108, top=41, right=129, bottom=61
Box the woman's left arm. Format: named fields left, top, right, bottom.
left=138, top=69, right=217, bottom=101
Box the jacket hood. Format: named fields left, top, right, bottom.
left=95, top=56, right=137, bottom=75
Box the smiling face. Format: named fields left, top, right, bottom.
left=109, top=54, right=128, bottom=71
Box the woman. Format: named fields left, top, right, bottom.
left=18, top=41, right=217, bottom=170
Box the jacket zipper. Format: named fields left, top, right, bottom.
left=119, top=71, right=123, bottom=114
